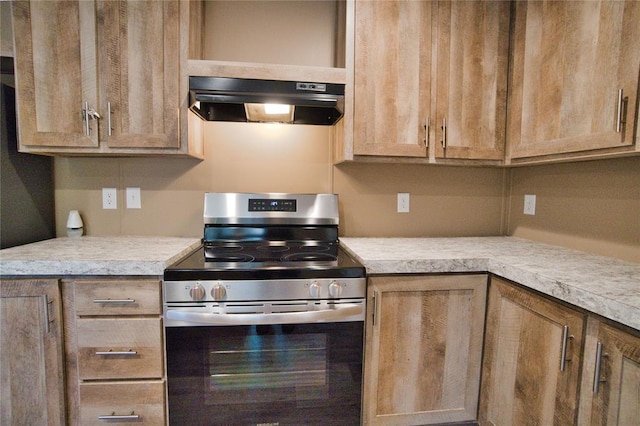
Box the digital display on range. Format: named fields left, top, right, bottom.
left=248, top=198, right=297, bottom=212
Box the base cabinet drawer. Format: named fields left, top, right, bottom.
left=79, top=381, right=165, bottom=425
left=77, top=318, right=163, bottom=379
left=74, top=280, right=161, bottom=316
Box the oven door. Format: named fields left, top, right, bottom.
left=165, top=306, right=364, bottom=426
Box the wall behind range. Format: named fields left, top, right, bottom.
left=54, top=123, right=334, bottom=237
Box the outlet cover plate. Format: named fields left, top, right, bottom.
left=524, top=194, right=536, bottom=215
left=397, top=193, right=410, bottom=213
left=102, top=188, right=117, bottom=209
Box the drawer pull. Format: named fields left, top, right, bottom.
left=93, top=298, right=136, bottom=304
left=559, top=325, right=574, bottom=372
left=98, top=412, right=140, bottom=421
left=593, top=341, right=609, bottom=394
left=95, top=350, right=138, bottom=356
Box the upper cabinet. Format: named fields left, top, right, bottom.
left=352, top=0, right=432, bottom=158
left=434, top=1, right=509, bottom=161
left=347, top=0, right=509, bottom=163
left=95, top=0, right=180, bottom=150
left=506, top=0, right=640, bottom=163
left=12, top=1, right=99, bottom=150
left=11, top=0, right=201, bottom=157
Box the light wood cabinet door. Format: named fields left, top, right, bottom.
left=97, top=0, right=180, bottom=149
left=11, top=1, right=99, bottom=149
left=352, top=0, right=432, bottom=158
left=434, top=1, right=509, bottom=161
left=579, top=318, right=640, bottom=426
left=479, top=277, right=586, bottom=426
left=0, top=279, right=66, bottom=426
left=363, top=274, right=487, bottom=425
left=507, top=0, right=640, bottom=161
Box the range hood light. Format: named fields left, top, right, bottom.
left=264, top=104, right=291, bottom=115
left=244, top=103, right=295, bottom=123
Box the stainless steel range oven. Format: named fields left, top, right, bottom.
left=163, top=193, right=366, bottom=426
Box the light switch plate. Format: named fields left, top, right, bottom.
left=126, top=187, right=141, bottom=209
left=524, top=194, right=536, bottom=215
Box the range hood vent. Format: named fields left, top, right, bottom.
left=189, top=76, right=344, bottom=126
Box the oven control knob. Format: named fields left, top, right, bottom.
left=309, top=281, right=321, bottom=298
left=189, top=284, right=206, bottom=301
left=329, top=281, right=343, bottom=298
left=211, top=284, right=227, bottom=300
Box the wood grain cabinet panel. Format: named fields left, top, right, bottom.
left=578, top=317, right=640, bottom=426
left=79, top=381, right=165, bottom=426
left=434, top=0, right=509, bottom=161
left=11, top=1, right=99, bottom=149
left=479, top=276, right=586, bottom=426
left=96, top=0, right=180, bottom=149
left=363, top=274, right=487, bottom=425
left=351, top=0, right=509, bottom=162
left=76, top=318, right=163, bottom=380
left=0, top=279, right=66, bottom=426
left=507, top=0, right=640, bottom=162
left=353, top=0, right=432, bottom=158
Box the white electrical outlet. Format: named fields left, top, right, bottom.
left=102, top=188, right=117, bottom=209
left=524, top=194, right=536, bottom=215
left=397, top=193, right=410, bottom=213
left=126, top=187, right=141, bottom=209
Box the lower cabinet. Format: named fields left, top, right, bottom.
left=0, top=279, right=66, bottom=426
left=68, top=279, right=166, bottom=425
left=363, top=274, right=487, bottom=425
left=479, top=276, right=586, bottom=425
left=578, top=317, right=640, bottom=426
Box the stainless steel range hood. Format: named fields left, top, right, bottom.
left=189, top=76, right=345, bottom=125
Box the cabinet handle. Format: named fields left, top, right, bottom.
left=95, top=349, right=138, bottom=356
left=82, top=102, right=101, bottom=136
left=42, top=295, right=53, bottom=334
left=93, top=298, right=136, bottom=304
left=441, top=117, right=447, bottom=149
left=560, top=325, right=574, bottom=372
left=424, top=116, right=430, bottom=148
left=83, top=102, right=90, bottom=136
left=372, top=290, right=378, bottom=326
left=616, top=89, right=628, bottom=133
left=593, top=341, right=609, bottom=393
left=107, top=102, right=113, bottom=136
left=98, top=412, right=140, bottom=421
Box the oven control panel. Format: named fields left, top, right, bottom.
left=164, top=278, right=366, bottom=303
left=248, top=198, right=297, bottom=212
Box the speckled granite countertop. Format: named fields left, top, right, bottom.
left=0, top=236, right=201, bottom=276
left=339, top=237, right=640, bottom=331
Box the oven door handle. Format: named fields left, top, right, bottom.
left=165, top=303, right=365, bottom=325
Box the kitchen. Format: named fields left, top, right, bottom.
left=1, top=1, right=639, bottom=425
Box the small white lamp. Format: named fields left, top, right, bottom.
left=66, top=210, right=84, bottom=238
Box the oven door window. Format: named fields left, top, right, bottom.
left=166, top=322, right=363, bottom=426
